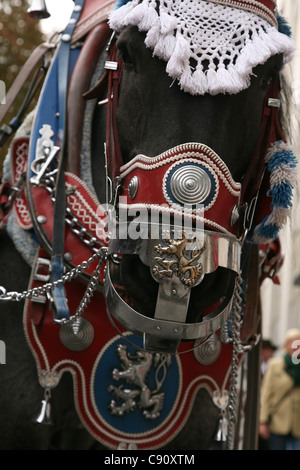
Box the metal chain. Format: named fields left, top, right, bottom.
left=0, top=157, right=108, bottom=311
left=71, top=253, right=106, bottom=323
left=0, top=247, right=108, bottom=303
left=225, top=273, right=243, bottom=450
left=44, top=174, right=103, bottom=253
left=65, top=206, right=103, bottom=253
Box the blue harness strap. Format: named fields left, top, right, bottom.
left=27, top=1, right=86, bottom=322
left=51, top=0, right=86, bottom=323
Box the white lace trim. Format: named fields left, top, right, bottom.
left=109, top=0, right=295, bottom=95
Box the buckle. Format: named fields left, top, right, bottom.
left=268, top=98, right=281, bottom=108
left=31, top=294, right=47, bottom=305
left=34, top=257, right=51, bottom=282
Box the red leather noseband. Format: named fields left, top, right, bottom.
left=119, top=142, right=241, bottom=237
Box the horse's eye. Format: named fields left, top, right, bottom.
left=253, top=55, right=283, bottom=92
left=117, top=41, right=133, bottom=66
left=260, top=66, right=280, bottom=91
left=260, top=75, right=273, bottom=90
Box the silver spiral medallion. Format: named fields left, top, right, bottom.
left=193, top=334, right=221, bottom=365
left=60, top=317, right=94, bottom=351
left=170, top=165, right=212, bottom=205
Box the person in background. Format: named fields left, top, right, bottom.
left=261, top=339, right=277, bottom=376
left=259, top=328, right=300, bottom=450
left=259, top=339, right=277, bottom=450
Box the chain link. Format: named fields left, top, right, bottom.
left=72, top=253, right=106, bottom=322
left=225, top=273, right=243, bottom=450
left=65, top=206, right=103, bottom=253
left=44, top=174, right=103, bottom=253
left=0, top=157, right=109, bottom=322
left=0, top=247, right=107, bottom=303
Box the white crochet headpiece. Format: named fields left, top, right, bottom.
left=109, top=0, right=296, bottom=95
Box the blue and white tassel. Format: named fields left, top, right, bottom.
left=253, top=140, right=298, bottom=243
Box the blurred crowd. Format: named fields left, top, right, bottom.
left=259, top=329, right=300, bottom=450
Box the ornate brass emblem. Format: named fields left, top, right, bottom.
left=152, top=232, right=205, bottom=287
left=108, top=344, right=171, bottom=419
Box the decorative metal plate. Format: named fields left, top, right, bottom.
left=164, top=161, right=217, bottom=208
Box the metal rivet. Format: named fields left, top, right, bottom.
left=230, top=205, right=239, bottom=226
left=74, top=5, right=82, bottom=12
left=64, top=252, right=73, bottom=261
left=128, top=443, right=137, bottom=450
left=118, top=442, right=127, bottom=450
left=62, top=34, right=71, bottom=42
left=128, top=176, right=139, bottom=199
left=37, top=215, right=47, bottom=224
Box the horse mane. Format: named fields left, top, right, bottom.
left=280, top=66, right=299, bottom=148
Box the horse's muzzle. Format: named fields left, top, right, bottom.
left=104, top=225, right=241, bottom=354
left=103, top=142, right=243, bottom=353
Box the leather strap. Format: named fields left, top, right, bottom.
left=72, top=0, right=115, bottom=43
left=239, top=78, right=284, bottom=235
left=259, top=238, right=283, bottom=285
left=0, top=42, right=55, bottom=124
left=51, top=0, right=86, bottom=322
left=106, top=39, right=123, bottom=185
left=29, top=248, right=51, bottom=326
left=0, top=181, right=12, bottom=226
left=83, top=33, right=123, bottom=185
left=240, top=243, right=260, bottom=345
left=67, top=21, right=111, bottom=175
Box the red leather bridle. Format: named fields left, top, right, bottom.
left=98, top=31, right=287, bottom=353
left=100, top=33, right=285, bottom=241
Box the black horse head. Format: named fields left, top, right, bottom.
left=88, top=1, right=295, bottom=353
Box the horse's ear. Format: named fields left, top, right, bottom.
left=82, top=70, right=108, bottom=100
